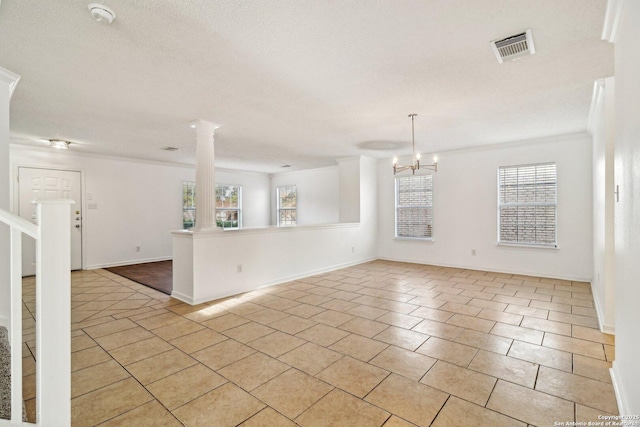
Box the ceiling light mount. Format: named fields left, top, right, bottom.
left=88, top=3, right=116, bottom=24
left=49, top=139, right=71, bottom=150
left=393, top=114, right=438, bottom=175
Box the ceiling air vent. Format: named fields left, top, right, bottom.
left=490, top=29, right=535, bottom=63
left=163, top=146, right=179, bottom=151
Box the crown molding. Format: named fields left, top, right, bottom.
left=602, top=0, right=626, bottom=43
left=0, top=66, right=21, bottom=100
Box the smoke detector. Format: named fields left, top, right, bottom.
left=490, top=29, right=535, bottom=63
left=88, top=4, right=116, bottom=24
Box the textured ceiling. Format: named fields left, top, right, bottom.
left=0, top=0, right=613, bottom=172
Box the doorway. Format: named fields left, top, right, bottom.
left=18, top=167, right=83, bottom=276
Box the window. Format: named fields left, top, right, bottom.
left=182, top=181, right=196, bottom=229
left=277, top=185, right=297, bottom=226
left=395, top=175, right=433, bottom=239
left=181, top=182, right=242, bottom=229
left=216, top=185, right=242, bottom=229
left=498, top=163, right=557, bottom=246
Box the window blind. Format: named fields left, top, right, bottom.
left=395, top=175, right=433, bottom=239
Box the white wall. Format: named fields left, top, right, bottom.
left=611, top=0, right=640, bottom=415
left=270, top=165, right=339, bottom=225
left=10, top=145, right=270, bottom=269
left=590, top=77, right=616, bottom=333
left=377, top=133, right=593, bottom=281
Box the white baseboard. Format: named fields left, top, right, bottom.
left=86, top=256, right=172, bottom=270
left=591, top=282, right=616, bottom=334
left=377, top=256, right=592, bottom=283
left=610, top=362, right=628, bottom=415
left=170, top=290, right=195, bottom=305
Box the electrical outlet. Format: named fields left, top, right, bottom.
left=471, top=249, right=476, bottom=256
left=135, top=246, right=141, bottom=252
left=237, top=264, right=243, bottom=273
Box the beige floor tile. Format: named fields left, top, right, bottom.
left=408, top=296, right=446, bottom=309
left=108, top=336, right=173, bottom=366
left=224, top=301, right=266, bottom=316
left=223, top=322, right=276, bottom=343
left=152, top=318, right=205, bottom=341
left=431, top=396, right=526, bottom=427
left=508, top=340, right=573, bottom=372
left=71, top=378, right=153, bottom=427
left=409, top=307, right=454, bottom=322
left=71, top=360, right=130, bottom=398
left=146, top=363, right=227, bottom=410
left=170, top=328, right=228, bottom=354
left=490, top=322, right=544, bottom=345
left=420, top=360, right=496, bottom=406
left=320, top=299, right=359, bottom=312
left=248, top=330, right=307, bottom=357
left=369, top=345, right=436, bottom=381
left=467, top=298, right=508, bottom=311
left=476, top=308, right=523, bottom=325
left=605, top=344, right=615, bottom=361
left=416, top=337, right=478, bottom=367
left=99, top=400, right=183, bottom=426
left=486, top=380, right=573, bottom=426
left=446, top=313, right=495, bottom=333
left=240, top=407, right=298, bottom=426
left=365, top=374, right=448, bottom=427
left=454, top=329, right=512, bottom=355
left=192, top=339, right=256, bottom=370
left=94, top=326, right=155, bottom=351
left=382, top=416, right=416, bottom=426
left=260, top=296, right=303, bottom=311
left=182, top=305, right=228, bottom=323
left=134, top=312, right=185, bottom=330
left=71, top=345, right=112, bottom=372
left=269, top=315, right=317, bottom=334
left=296, top=388, right=390, bottom=427
left=126, top=348, right=197, bottom=384
left=548, top=311, right=599, bottom=328
left=295, top=323, right=350, bottom=346
left=573, top=354, right=612, bottom=383
left=309, top=309, right=355, bottom=327
left=245, top=307, right=292, bottom=324
left=376, top=312, right=422, bottom=329
left=82, top=318, right=138, bottom=339
left=543, top=333, right=605, bottom=359
left=576, top=404, right=616, bottom=422
left=278, top=342, right=344, bottom=375
left=347, top=304, right=390, bottom=320
left=219, top=352, right=289, bottom=390
left=252, top=369, right=333, bottom=419
left=373, top=326, right=429, bottom=351
left=437, top=302, right=480, bottom=316
left=296, top=294, right=333, bottom=306
left=505, top=304, right=549, bottom=319
left=329, top=334, right=388, bottom=362
left=285, top=304, right=327, bottom=319
left=469, top=349, right=538, bottom=388
left=572, top=305, right=598, bottom=317
left=572, top=325, right=615, bottom=345
left=521, top=316, right=572, bottom=335
left=536, top=366, right=618, bottom=414
left=173, top=382, right=265, bottom=427
left=317, top=356, right=389, bottom=398
left=412, top=319, right=463, bottom=340
left=529, top=299, right=572, bottom=313
left=202, top=313, right=251, bottom=331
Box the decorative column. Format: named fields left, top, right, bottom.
left=191, top=119, right=220, bottom=231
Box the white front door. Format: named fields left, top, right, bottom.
left=18, top=167, right=82, bottom=275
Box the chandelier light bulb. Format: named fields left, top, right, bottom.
left=393, top=157, right=398, bottom=165
left=433, top=155, right=438, bottom=163
left=416, top=153, right=421, bottom=160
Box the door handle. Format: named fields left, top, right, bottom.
left=75, top=225, right=80, bottom=229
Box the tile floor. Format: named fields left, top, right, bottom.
left=20, top=260, right=618, bottom=426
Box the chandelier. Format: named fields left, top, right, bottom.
left=392, top=114, right=438, bottom=175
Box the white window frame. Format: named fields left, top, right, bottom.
left=216, top=184, right=242, bottom=229
left=395, top=174, right=433, bottom=240
left=276, top=185, right=297, bottom=227
left=497, top=162, right=557, bottom=247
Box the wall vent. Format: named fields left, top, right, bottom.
left=490, top=29, right=535, bottom=63
left=163, top=146, right=179, bottom=151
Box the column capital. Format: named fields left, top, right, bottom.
left=190, top=119, right=221, bottom=131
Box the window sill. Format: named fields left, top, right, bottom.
left=497, top=242, right=558, bottom=250
left=394, top=237, right=434, bottom=242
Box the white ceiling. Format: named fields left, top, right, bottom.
left=0, top=0, right=613, bottom=173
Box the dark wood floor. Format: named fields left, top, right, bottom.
left=105, top=260, right=172, bottom=294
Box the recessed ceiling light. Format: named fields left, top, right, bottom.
left=49, top=139, right=70, bottom=150
left=88, top=3, right=116, bottom=24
